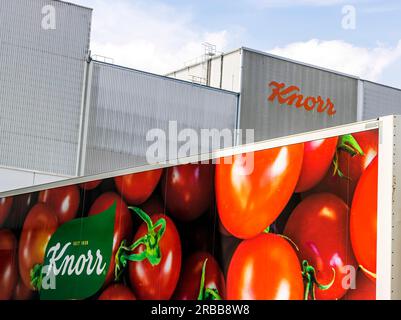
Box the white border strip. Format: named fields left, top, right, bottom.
left=376, top=115, right=394, bottom=299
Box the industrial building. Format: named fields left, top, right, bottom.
left=1, top=0, right=400, bottom=192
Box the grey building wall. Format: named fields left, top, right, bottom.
left=239, top=48, right=359, bottom=141
left=82, top=62, right=239, bottom=175
left=0, top=0, right=92, bottom=176
left=362, top=81, right=401, bottom=120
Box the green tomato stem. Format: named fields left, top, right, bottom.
left=332, top=134, right=365, bottom=179
left=302, top=260, right=336, bottom=300
left=114, top=207, right=167, bottom=281
left=197, top=258, right=222, bottom=300
left=30, top=263, right=43, bottom=292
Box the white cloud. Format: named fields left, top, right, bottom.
left=268, top=39, right=401, bottom=81
left=68, top=0, right=236, bottom=74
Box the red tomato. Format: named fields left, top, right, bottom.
left=308, top=130, right=378, bottom=204
left=114, top=169, right=163, bottom=205
left=89, top=192, right=133, bottom=285
left=12, top=278, right=35, bottom=300
left=216, top=144, right=304, bottom=239
left=295, top=137, right=338, bottom=193
left=18, top=204, right=58, bottom=290
left=227, top=233, right=304, bottom=300
left=284, top=193, right=357, bottom=300
left=0, top=230, right=18, bottom=300
left=343, top=270, right=376, bottom=300
left=39, top=185, right=80, bottom=224
left=161, top=163, right=214, bottom=222
left=80, top=180, right=102, bottom=191
left=350, top=156, right=378, bottom=280
left=129, top=213, right=181, bottom=300
left=0, top=197, right=13, bottom=226
left=6, top=193, right=38, bottom=230
left=174, top=252, right=225, bottom=300
left=98, top=284, right=136, bottom=300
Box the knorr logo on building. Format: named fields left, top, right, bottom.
left=268, top=81, right=337, bottom=116
left=38, top=202, right=116, bottom=300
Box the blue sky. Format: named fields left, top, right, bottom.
left=72, top=0, right=401, bottom=88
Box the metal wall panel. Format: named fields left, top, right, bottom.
left=220, top=50, right=242, bottom=92
left=239, top=48, right=358, bottom=142
left=83, top=62, right=239, bottom=175
left=363, top=81, right=401, bottom=120
left=0, top=0, right=91, bottom=175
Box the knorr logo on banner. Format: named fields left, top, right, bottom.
left=38, top=202, right=116, bottom=300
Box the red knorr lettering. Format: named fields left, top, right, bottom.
left=268, top=81, right=337, bottom=116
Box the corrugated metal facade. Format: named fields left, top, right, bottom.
left=239, top=48, right=358, bottom=142
left=0, top=0, right=91, bottom=176
left=362, top=81, right=401, bottom=120
left=82, top=62, right=239, bottom=175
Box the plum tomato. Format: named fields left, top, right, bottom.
left=98, top=284, right=136, bottom=300
left=114, top=169, right=163, bottom=205
left=0, top=229, right=18, bottom=300
left=38, top=185, right=80, bottom=224
left=122, top=210, right=181, bottom=300
left=6, top=193, right=38, bottom=231
left=174, top=252, right=225, bottom=300
left=227, top=233, right=304, bottom=300
left=88, top=192, right=133, bottom=285
left=307, top=130, right=378, bottom=204
left=80, top=180, right=102, bottom=191
left=284, top=193, right=357, bottom=300
left=161, top=163, right=214, bottom=222
left=350, top=156, right=378, bottom=280
left=18, top=204, right=58, bottom=290
left=0, top=197, right=13, bottom=226
left=295, top=137, right=338, bottom=193
left=216, top=144, right=304, bottom=239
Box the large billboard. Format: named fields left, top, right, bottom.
left=0, top=127, right=378, bottom=300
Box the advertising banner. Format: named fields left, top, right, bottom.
left=0, top=128, right=378, bottom=300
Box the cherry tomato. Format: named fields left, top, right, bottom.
left=0, top=197, right=13, bottom=226
left=308, top=130, right=378, bottom=204
left=227, top=233, right=304, bottom=300
left=174, top=252, right=225, bottom=300
left=39, top=185, right=80, bottom=225
left=0, top=230, right=18, bottom=300
left=114, top=169, right=163, bottom=205
left=216, top=144, right=304, bottom=239
left=350, top=156, right=378, bottom=280
left=12, top=277, right=35, bottom=300
left=161, top=163, right=214, bottom=222
left=89, top=192, right=133, bottom=285
left=129, top=213, right=181, bottom=300
left=80, top=180, right=102, bottom=191
left=295, top=137, right=338, bottom=193
left=98, top=284, right=136, bottom=300
left=343, top=270, right=376, bottom=300
left=284, top=193, right=357, bottom=300
left=19, top=204, right=58, bottom=290
left=6, top=193, right=38, bottom=231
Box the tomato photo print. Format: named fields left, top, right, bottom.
left=0, top=129, right=378, bottom=300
